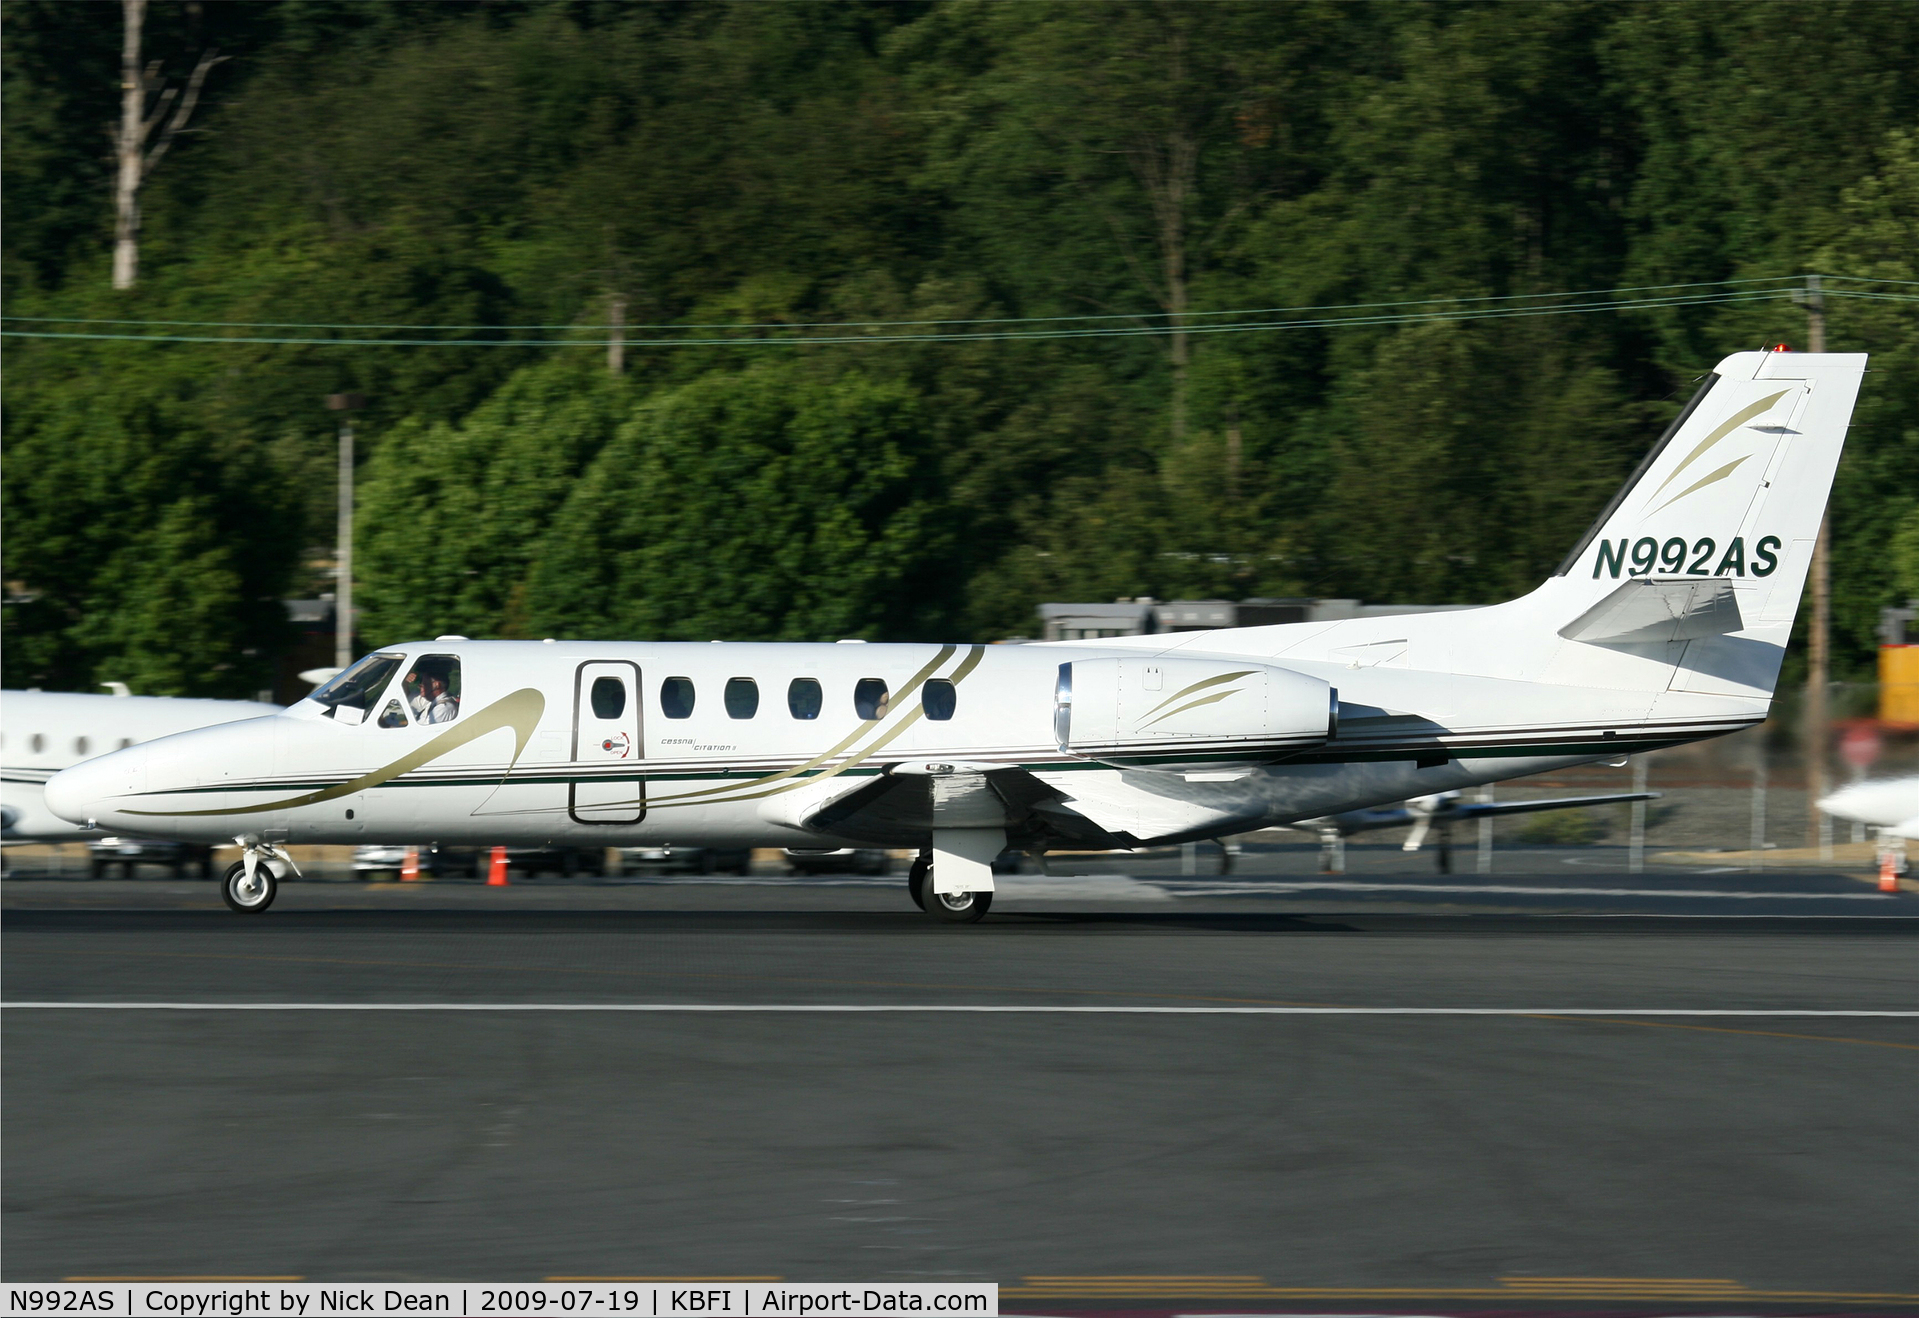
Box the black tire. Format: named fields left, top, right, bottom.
left=907, top=855, right=929, bottom=910
left=222, top=859, right=277, bottom=913
left=928, top=886, right=991, bottom=924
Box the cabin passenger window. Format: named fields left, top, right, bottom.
left=30, top=734, right=45, bottom=754
left=118, top=738, right=134, bottom=750
left=74, top=736, right=91, bottom=755
left=590, top=676, right=627, bottom=719
left=725, top=677, right=759, bottom=719
left=922, top=680, right=956, bottom=721
left=309, top=652, right=406, bottom=719
left=788, top=678, right=822, bottom=720
left=401, top=655, right=462, bottom=724
left=854, top=678, right=890, bottom=720
left=377, top=700, right=409, bottom=729
left=661, top=677, right=695, bottom=719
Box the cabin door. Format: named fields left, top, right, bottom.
left=570, top=661, right=645, bottom=825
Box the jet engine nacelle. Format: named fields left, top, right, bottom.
left=1054, top=656, right=1335, bottom=768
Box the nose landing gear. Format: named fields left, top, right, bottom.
left=221, top=837, right=299, bottom=913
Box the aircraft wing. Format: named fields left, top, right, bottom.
left=759, top=763, right=1251, bottom=850
left=1450, top=791, right=1659, bottom=820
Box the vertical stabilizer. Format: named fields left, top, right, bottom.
left=1537, top=349, right=1866, bottom=697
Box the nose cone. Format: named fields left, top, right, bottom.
left=45, top=752, right=134, bottom=827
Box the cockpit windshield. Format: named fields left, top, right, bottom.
left=309, top=652, right=406, bottom=721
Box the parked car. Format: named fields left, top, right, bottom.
left=620, top=845, right=753, bottom=876
left=351, top=844, right=483, bottom=879
left=88, top=836, right=214, bottom=879
left=783, top=847, right=893, bottom=876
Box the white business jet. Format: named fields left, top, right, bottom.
left=3, top=687, right=278, bottom=842
left=46, top=350, right=1865, bottom=921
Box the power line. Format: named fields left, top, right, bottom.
left=2, top=287, right=1842, bottom=349
left=0, top=272, right=1811, bottom=331
left=1, top=274, right=1872, bottom=335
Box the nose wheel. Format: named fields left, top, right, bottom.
left=222, top=858, right=278, bottom=912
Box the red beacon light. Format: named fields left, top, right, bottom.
left=1772, top=343, right=1793, bottom=352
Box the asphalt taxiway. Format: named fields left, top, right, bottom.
left=4, top=865, right=1916, bottom=1310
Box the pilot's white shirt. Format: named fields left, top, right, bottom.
left=411, top=693, right=458, bottom=724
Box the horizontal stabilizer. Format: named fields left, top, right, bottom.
left=1558, top=579, right=1742, bottom=646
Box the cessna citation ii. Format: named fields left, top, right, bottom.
left=47, top=350, right=1865, bottom=921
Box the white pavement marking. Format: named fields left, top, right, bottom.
left=4, top=1003, right=1916, bottom=1016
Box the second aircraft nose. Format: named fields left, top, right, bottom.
left=44, top=751, right=136, bottom=827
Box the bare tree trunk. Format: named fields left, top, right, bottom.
left=113, top=0, right=148, bottom=291
left=110, top=0, right=225, bottom=290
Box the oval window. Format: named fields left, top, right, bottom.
left=788, top=678, right=822, bottom=720
left=591, top=676, right=627, bottom=720
left=661, top=677, right=695, bottom=719
left=74, top=736, right=91, bottom=756
left=922, top=679, right=956, bottom=721
left=724, top=677, right=759, bottom=719
left=30, top=734, right=45, bottom=754
left=854, top=678, right=890, bottom=720
left=118, top=738, right=134, bottom=750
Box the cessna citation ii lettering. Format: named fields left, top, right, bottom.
left=46, top=351, right=1866, bottom=921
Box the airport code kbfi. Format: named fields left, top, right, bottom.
left=7, top=1285, right=997, bottom=1317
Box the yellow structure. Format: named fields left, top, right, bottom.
left=1882, top=644, right=1919, bottom=725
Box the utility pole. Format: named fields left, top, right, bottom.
left=607, top=293, right=626, bottom=378
left=1801, top=274, right=1831, bottom=856
left=327, top=393, right=366, bottom=670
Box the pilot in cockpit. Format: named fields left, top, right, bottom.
left=406, top=661, right=460, bottom=725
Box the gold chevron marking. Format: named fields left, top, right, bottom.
left=1136, top=670, right=1255, bottom=722
left=645, top=644, right=989, bottom=810
left=124, top=688, right=547, bottom=818
left=1136, top=686, right=1243, bottom=731
left=1648, top=389, right=1788, bottom=501
left=1649, top=455, right=1750, bottom=516
left=642, top=645, right=958, bottom=805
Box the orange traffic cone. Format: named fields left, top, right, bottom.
left=487, top=845, right=509, bottom=886
left=1879, top=847, right=1901, bottom=895
left=401, top=847, right=420, bottom=882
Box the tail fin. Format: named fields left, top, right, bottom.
left=1156, top=350, right=1866, bottom=704
left=1533, top=349, right=1867, bottom=696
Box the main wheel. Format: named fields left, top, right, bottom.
left=907, top=855, right=930, bottom=910
left=928, top=886, right=991, bottom=924
left=222, top=859, right=277, bottom=913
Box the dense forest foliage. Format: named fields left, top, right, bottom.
left=5, top=0, right=1918, bottom=697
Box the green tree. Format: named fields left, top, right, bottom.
left=526, top=361, right=949, bottom=641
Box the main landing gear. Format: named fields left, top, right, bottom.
left=906, top=852, right=992, bottom=924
